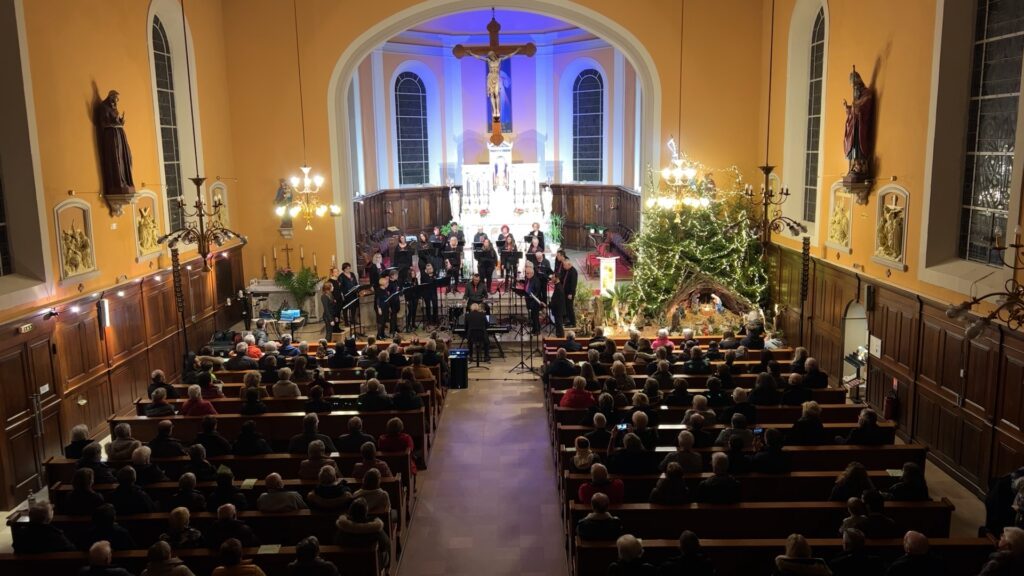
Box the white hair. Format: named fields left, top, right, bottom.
left=187, top=385, right=202, bottom=400
left=243, top=334, right=255, bottom=345
left=658, top=328, right=669, bottom=338
left=236, top=342, right=248, bottom=354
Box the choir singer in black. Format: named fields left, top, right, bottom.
left=422, top=262, right=439, bottom=324
left=559, top=256, right=578, bottom=328
left=374, top=276, right=391, bottom=339
left=465, top=302, right=490, bottom=362
left=444, top=236, right=462, bottom=293
left=404, top=265, right=422, bottom=332
left=477, top=238, right=497, bottom=292
left=523, top=265, right=545, bottom=334
left=549, top=274, right=566, bottom=338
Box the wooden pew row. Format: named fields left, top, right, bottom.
left=552, top=403, right=865, bottom=426
left=0, top=545, right=381, bottom=576
left=548, top=375, right=842, bottom=397
left=45, top=450, right=415, bottom=514
left=544, top=357, right=793, bottom=375
left=213, top=365, right=440, bottom=385
left=37, top=509, right=394, bottom=550
left=568, top=499, right=955, bottom=540
left=548, top=386, right=847, bottom=405
left=556, top=444, right=927, bottom=476
left=543, top=348, right=791, bottom=362
left=542, top=336, right=782, bottom=348
left=575, top=538, right=995, bottom=576
left=136, top=392, right=436, bottom=435
left=555, top=421, right=896, bottom=448
left=49, top=476, right=405, bottom=527
left=109, top=410, right=428, bottom=457
left=562, top=470, right=898, bottom=504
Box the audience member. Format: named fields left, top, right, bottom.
left=65, top=467, right=106, bottom=516
left=804, top=358, right=829, bottom=389
left=715, top=413, right=754, bottom=448
left=628, top=410, right=659, bottom=450
left=299, top=439, right=339, bottom=481
left=194, top=415, right=232, bottom=457
left=788, top=401, right=828, bottom=446
left=657, top=530, right=715, bottom=576
left=147, top=370, right=179, bottom=400
left=773, top=533, right=831, bottom=576
left=608, top=534, right=656, bottom=576
left=272, top=367, right=301, bottom=398
left=790, top=347, right=809, bottom=374
left=579, top=463, right=625, bottom=505
left=12, top=501, right=76, bottom=554
left=829, top=462, right=875, bottom=502
left=391, top=379, right=423, bottom=411
left=211, top=538, right=266, bottom=576
left=179, top=385, right=217, bottom=417
left=146, top=388, right=177, bottom=417
left=78, top=442, right=117, bottom=484
left=561, top=376, right=597, bottom=408
left=682, top=346, right=710, bottom=374
left=682, top=395, right=716, bottom=427
left=570, top=436, right=601, bottom=473
left=356, top=379, right=393, bottom=411
left=726, top=435, right=753, bottom=474
left=81, top=504, right=136, bottom=552
left=720, top=387, right=755, bottom=425
left=334, top=498, right=391, bottom=568
left=288, top=413, right=338, bottom=453
left=207, top=468, right=248, bottom=512
left=65, top=424, right=95, bottom=459
left=287, top=536, right=340, bottom=576
left=828, top=528, right=883, bottom=576
left=225, top=343, right=258, bottom=371
left=232, top=420, right=272, bottom=456
left=781, top=373, right=813, bottom=406
left=886, top=531, right=944, bottom=576
left=165, top=472, right=206, bottom=513
left=237, top=371, right=268, bottom=400
left=140, top=541, right=195, bottom=576
left=586, top=412, right=613, bottom=449
left=353, top=468, right=391, bottom=513
left=131, top=446, right=169, bottom=485
left=687, top=414, right=715, bottom=449
left=78, top=540, right=134, bottom=576
left=205, top=503, right=258, bottom=549
left=352, top=442, right=393, bottom=480
left=336, top=416, right=376, bottom=453
left=886, top=461, right=930, bottom=501
left=108, top=465, right=156, bottom=515
left=751, top=428, right=790, bottom=474
left=378, top=417, right=417, bottom=474
left=749, top=372, right=782, bottom=405
left=257, top=473, right=308, bottom=512
left=608, top=432, right=660, bottom=475
left=977, top=526, right=1024, bottom=576
left=659, top=430, right=703, bottom=473
left=184, top=444, right=218, bottom=482
left=695, top=453, right=740, bottom=504
left=649, top=462, right=690, bottom=505
left=307, top=465, right=353, bottom=511
left=239, top=386, right=268, bottom=416
left=159, top=507, right=204, bottom=550
left=195, top=372, right=224, bottom=400
left=837, top=408, right=886, bottom=445
left=576, top=492, right=624, bottom=541
left=840, top=496, right=868, bottom=533
left=148, top=420, right=187, bottom=458
left=861, top=489, right=900, bottom=538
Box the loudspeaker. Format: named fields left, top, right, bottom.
left=449, top=349, right=469, bottom=389
left=865, top=285, right=875, bottom=311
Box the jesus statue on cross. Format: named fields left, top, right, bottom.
left=453, top=11, right=536, bottom=145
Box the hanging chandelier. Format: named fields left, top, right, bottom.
left=275, top=0, right=339, bottom=231
left=647, top=137, right=710, bottom=210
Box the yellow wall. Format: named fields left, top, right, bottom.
left=1, top=0, right=237, bottom=323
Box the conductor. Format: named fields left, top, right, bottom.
left=465, top=302, right=490, bottom=362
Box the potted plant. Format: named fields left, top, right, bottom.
left=274, top=266, right=320, bottom=317
left=549, top=213, right=564, bottom=253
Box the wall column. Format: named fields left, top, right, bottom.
left=370, top=48, right=389, bottom=189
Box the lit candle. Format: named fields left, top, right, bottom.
left=313, top=252, right=318, bottom=266
left=331, top=254, right=337, bottom=266
left=300, top=245, right=304, bottom=258
left=273, top=246, right=277, bottom=259
left=262, top=255, right=266, bottom=267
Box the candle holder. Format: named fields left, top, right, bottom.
left=261, top=260, right=268, bottom=280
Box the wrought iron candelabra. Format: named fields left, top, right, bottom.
left=742, top=165, right=808, bottom=254
left=947, top=236, right=1024, bottom=339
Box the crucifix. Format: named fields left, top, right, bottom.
left=453, top=9, right=536, bottom=145
left=280, top=243, right=295, bottom=269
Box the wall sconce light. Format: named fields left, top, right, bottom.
left=98, top=298, right=111, bottom=330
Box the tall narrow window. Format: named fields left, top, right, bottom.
left=959, top=0, right=1024, bottom=264
left=395, top=72, right=429, bottom=186
left=803, top=8, right=825, bottom=222
left=0, top=165, right=10, bottom=277
left=152, top=16, right=184, bottom=231
left=573, top=69, right=604, bottom=182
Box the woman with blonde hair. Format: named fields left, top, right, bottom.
left=608, top=361, right=632, bottom=392
left=774, top=533, right=831, bottom=575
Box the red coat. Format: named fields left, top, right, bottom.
left=379, top=432, right=416, bottom=474
left=560, top=388, right=596, bottom=409
left=579, top=479, right=624, bottom=505
left=180, top=398, right=218, bottom=416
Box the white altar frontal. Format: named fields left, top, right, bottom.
left=457, top=140, right=551, bottom=246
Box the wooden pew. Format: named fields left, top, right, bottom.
left=543, top=356, right=792, bottom=374
left=555, top=421, right=897, bottom=448
left=0, top=544, right=381, bottom=576
left=109, top=410, right=428, bottom=456
left=556, top=444, right=928, bottom=475
left=562, top=470, right=899, bottom=503
left=542, top=336, right=784, bottom=348
left=136, top=392, right=436, bottom=434
left=49, top=476, right=405, bottom=527
left=45, top=451, right=416, bottom=511
left=548, top=385, right=847, bottom=404
left=568, top=499, right=955, bottom=540
left=574, top=537, right=995, bottom=576
left=551, top=403, right=866, bottom=426
left=213, top=364, right=440, bottom=385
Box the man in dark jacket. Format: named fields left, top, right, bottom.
left=77, top=442, right=117, bottom=485
left=165, top=472, right=207, bottom=512
left=80, top=504, right=136, bottom=552
left=564, top=332, right=584, bottom=351
left=357, top=380, right=394, bottom=411
left=287, top=413, right=338, bottom=454
left=548, top=274, right=566, bottom=337
left=656, top=530, right=715, bottom=576
left=194, top=415, right=233, bottom=457
left=65, top=424, right=95, bottom=460
left=336, top=416, right=377, bottom=453
left=287, top=536, right=340, bottom=576
left=560, top=257, right=579, bottom=327
left=146, top=370, right=179, bottom=400
left=78, top=540, right=134, bottom=576
left=546, top=348, right=579, bottom=382
left=838, top=408, right=888, bottom=445
left=107, top=466, right=156, bottom=516
left=12, top=502, right=76, bottom=554
left=860, top=490, right=900, bottom=539
left=576, top=493, right=624, bottom=541
left=206, top=503, right=259, bottom=548
left=719, top=387, right=757, bottom=425
left=147, top=420, right=187, bottom=458
left=886, top=531, right=945, bottom=576
left=225, top=343, right=259, bottom=371
left=694, top=453, right=741, bottom=504
left=803, top=357, right=829, bottom=389
left=750, top=428, right=790, bottom=474
left=828, top=528, right=884, bottom=576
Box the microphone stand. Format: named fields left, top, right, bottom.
left=509, top=287, right=538, bottom=375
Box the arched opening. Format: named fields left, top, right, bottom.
left=326, top=0, right=662, bottom=263
left=841, top=300, right=869, bottom=393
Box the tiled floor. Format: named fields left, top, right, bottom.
left=395, top=358, right=570, bottom=576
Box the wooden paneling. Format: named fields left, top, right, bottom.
left=109, top=353, right=150, bottom=416
left=869, top=285, right=919, bottom=380
left=143, top=276, right=178, bottom=344
left=0, top=347, right=31, bottom=427
left=998, top=332, right=1024, bottom=434
left=106, top=285, right=146, bottom=367
left=62, top=373, right=112, bottom=438
left=55, top=304, right=105, bottom=391
left=918, top=307, right=964, bottom=401
left=805, top=261, right=858, bottom=387
left=964, top=327, right=1000, bottom=419
left=992, top=428, right=1024, bottom=478
left=148, top=334, right=182, bottom=384
left=549, top=184, right=641, bottom=250
left=353, top=186, right=453, bottom=243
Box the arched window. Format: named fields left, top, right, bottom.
left=958, top=0, right=1024, bottom=264
left=395, top=71, right=428, bottom=186
left=802, top=8, right=825, bottom=222
left=573, top=69, right=604, bottom=182
left=152, top=16, right=184, bottom=231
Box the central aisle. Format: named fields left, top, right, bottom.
left=397, top=368, right=569, bottom=576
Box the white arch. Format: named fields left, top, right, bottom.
left=781, top=0, right=829, bottom=245
left=389, top=60, right=444, bottom=186
left=558, top=57, right=610, bottom=184
left=147, top=0, right=205, bottom=234
left=327, top=0, right=663, bottom=262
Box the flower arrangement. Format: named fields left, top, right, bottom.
left=514, top=207, right=525, bottom=216
left=479, top=208, right=490, bottom=217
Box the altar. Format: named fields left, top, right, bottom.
left=456, top=140, right=551, bottom=245
left=247, top=278, right=321, bottom=320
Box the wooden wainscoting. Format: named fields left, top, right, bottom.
left=0, top=244, right=246, bottom=510
left=549, top=184, right=641, bottom=250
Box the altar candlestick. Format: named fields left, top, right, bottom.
left=313, top=252, right=318, bottom=267
left=262, top=254, right=266, bottom=267
left=331, top=254, right=336, bottom=267
left=273, top=246, right=277, bottom=259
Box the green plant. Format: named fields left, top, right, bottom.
left=441, top=221, right=455, bottom=237
left=549, top=214, right=564, bottom=245
left=274, top=266, right=320, bottom=312
left=600, top=283, right=638, bottom=329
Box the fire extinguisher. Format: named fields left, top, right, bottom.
left=883, top=390, right=899, bottom=422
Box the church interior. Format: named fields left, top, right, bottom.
left=0, top=0, right=1023, bottom=574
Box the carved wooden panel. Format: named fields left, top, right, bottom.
left=992, top=428, right=1024, bottom=478
left=55, top=306, right=105, bottom=391
left=6, top=425, right=39, bottom=496
left=869, top=286, right=919, bottom=379
left=107, top=287, right=146, bottom=367
left=0, top=347, right=30, bottom=426
left=998, top=331, right=1024, bottom=434
left=958, top=410, right=993, bottom=489
left=144, top=277, right=178, bottom=344
left=148, top=334, right=183, bottom=384
left=964, top=327, right=1000, bottom=419
left=108, top=353, right=149, bottom=415
left=62, top=373, right=112, bottom=438
left=187, top=266, right=216, bottom=321
left=28, top=336, right=57, bottom=403
left=918, top=306, right=963, bottom=401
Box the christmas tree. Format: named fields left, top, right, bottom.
left=629, top=157, right=767, bottom=318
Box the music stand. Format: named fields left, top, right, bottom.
left=442, top=250, right=460, bottom=294
left=383, top=289, right=401, bottom=338
left=509, top=287, right=539, bottom=375
left=342, top=284, right=369, bottom=338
